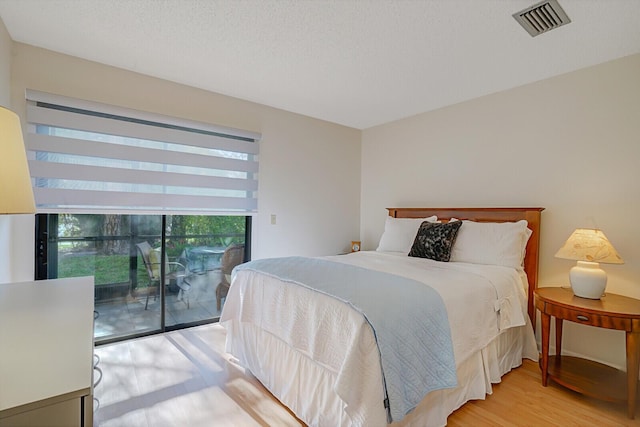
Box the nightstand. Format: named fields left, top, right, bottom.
left=534, top=286, right=640, bottom=419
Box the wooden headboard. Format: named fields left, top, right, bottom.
left=387, top=207, right=544, bottom=328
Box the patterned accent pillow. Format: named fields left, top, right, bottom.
left=408, top=221, right=463, bottom=262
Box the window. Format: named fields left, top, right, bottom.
left=27, top=91, right=259, bottom=343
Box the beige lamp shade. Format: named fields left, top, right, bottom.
left=554, top=228, right=623, bottom=264
left=555, top=228, right=623, bottom=299
left=0, top=106, right=35, bottom=214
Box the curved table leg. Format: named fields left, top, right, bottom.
left=626, top=330, right=640, bottom=419
left=555, top=317, right=563, bottom=357
left=541, top=311, right=551, bottom=387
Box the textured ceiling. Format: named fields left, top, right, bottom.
left=1, top=0, right=639, bottom=129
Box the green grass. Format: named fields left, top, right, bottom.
left=58, top=254, right=148, bottom=286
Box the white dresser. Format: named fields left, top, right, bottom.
left=0, top=276, right=94, bottom=427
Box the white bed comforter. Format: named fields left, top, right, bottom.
left=220, top=251, right=532, bottom=426
left=328, top=251, right=529, bottom=364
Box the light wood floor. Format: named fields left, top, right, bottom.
left=94, top=323, right=640, bottom=426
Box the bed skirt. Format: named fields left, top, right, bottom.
left=223, top=317, right=538, bottom=427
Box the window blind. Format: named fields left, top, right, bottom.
left=25, top=90, right=260, bottom=215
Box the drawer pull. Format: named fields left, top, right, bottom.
left=576, top=315, right=589, bottom=321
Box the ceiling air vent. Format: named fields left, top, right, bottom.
left=513, top=0, right=571, bottom=37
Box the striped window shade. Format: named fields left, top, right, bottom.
left=25, top=90, right=260, bottom=215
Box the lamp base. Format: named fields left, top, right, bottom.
left=569, top=261, right=607, bottom=299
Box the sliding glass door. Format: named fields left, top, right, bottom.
left=163, top=215, right=247, bottom=327
left=36, top=214, right=249, bottom=344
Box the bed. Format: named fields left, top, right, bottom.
left=220, top=207, right=544, bottom=427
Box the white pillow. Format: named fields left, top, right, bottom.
left=376, top=216, right=438, bottom=253
left=449, top=219, right=531, bottom=268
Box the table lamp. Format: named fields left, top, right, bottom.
left=0, top=105, right=35, bottom=214
left=555, top=228, right=623, bottom=299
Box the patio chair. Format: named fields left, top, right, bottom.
left=135, top=242, right=190, bottom=310
left=215, top=243, right=245, bottom=311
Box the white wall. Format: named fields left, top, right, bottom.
left=0, top=17, right=9, bottom=107
left=7, top=43, right=361, bottom=279
left=361, top=53, right=640, bottom=369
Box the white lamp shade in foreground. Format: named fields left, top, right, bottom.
left=0, top=106, right=35, bottom=214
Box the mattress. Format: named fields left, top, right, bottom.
left=220, top=251, right=538, bottom=426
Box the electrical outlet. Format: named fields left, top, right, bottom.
left=270, top=214, right=277, bottom=225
